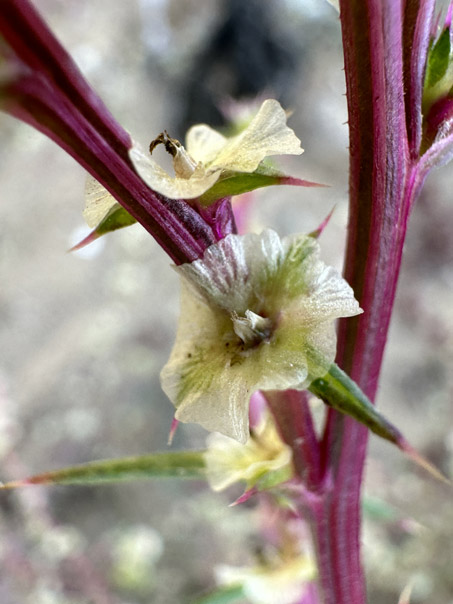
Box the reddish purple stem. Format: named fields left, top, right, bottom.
left=268, top=1, right=446, bottom=602
left=2, top=2, right=452, bottom=603
left=263, top=390, right=321, bottom=491
left=312, top=2, right=434, bottom=602
left=0, top=0, right=236, bottom=265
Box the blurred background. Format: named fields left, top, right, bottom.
left=0, top=1, right=452, bottom=602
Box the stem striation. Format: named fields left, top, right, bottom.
left=312, top=2, right=430, bottom=602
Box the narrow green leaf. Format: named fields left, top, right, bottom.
left=70, top=204, right=136, bottom=251
left=309, top=364, right=449, bottom=483
left=425, top=28, right=451, bottom=90
left=309, top=364, right=404, bottom=445
left=423, top=29, right=453, bottom=113
left=191, top=585, right=245, bottom=604
left=0, top=451, right=207, bottom=488
left=198, top=169, right=324, bottom=206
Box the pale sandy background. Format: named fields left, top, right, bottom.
left=0, top=1, right=452, bottom=602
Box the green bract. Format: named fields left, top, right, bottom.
left=161, top=229, right=362, bottom=443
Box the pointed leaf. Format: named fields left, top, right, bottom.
left=191, top=585, right=245, bottom=604
left=425, top=28, right=451, bottom=90
left=230, top=487, right=258, bottom=507
left=308, top=206, right=336, bottom=239
left=423, top=28, right=453, bottom=113
left=0, top=451, right=207, bottom=488
left=198, top=168, right=325, bottom=206
left=309, top=363, right=449, bottom=483
left=70, top=204, right=137, bottom=251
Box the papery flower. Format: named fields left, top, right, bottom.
left=128, top=99, right=303, bottom=201
left=160, top=229, right=362, bottom=443
left=216, top=554, right=316, bottom=604
left=204, top=412, right=293, bottom=493
left=80, top=97, right=320, bottom=245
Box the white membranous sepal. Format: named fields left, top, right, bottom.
left=160, top=229, right=362, bottom=443
left=83, top=175, right=117, bottom=228
left=128, top=99, right=303, bottom=200
left=203, top=411, right=293, bottom=493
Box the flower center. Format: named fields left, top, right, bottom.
left=231, top=310, right=273, bottom=349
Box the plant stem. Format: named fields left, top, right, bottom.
left=0, top=0, right=237, bottom=264
left=309, top=2, right=421, bottom=602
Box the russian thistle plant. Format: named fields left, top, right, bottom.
left=1, top=2, right=452, bottom=603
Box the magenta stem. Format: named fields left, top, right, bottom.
left=309, top=2, right=424, bottom=602
left=262, top=390, right=321, bottom=491
left=0, top=0, right=236, bottom=264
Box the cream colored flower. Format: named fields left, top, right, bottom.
left=204, top=412, right=292, bottom=492
left=160, top=229, right=362, bottom=443
left=216, top=554, right=316, bottom=604
left=128, top=99, right=303, bottom=200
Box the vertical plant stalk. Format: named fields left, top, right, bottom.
left=310, top=1, right=420, bottom=602
left=3, top=2, right=444, bottom=602
left=263, top=390, right=321, bottom=491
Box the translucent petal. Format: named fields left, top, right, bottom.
left=83, top=175, right=117, bottom=227
left=209, top=99, right=303, bottom=173
left=176, top=229, right=284, bottom=313
left=160, top=280, right=311, bottom=443
left=162, top=230, right=362, bottom=443
left=185, top=124, right=227, bottom=165
left=128, top=143, right=221, bottom=199
left=299, top=263, right=362, bottom=321
left=160, top=282, right=252, bottom=443
left=204, top=415, right=292, bottom=491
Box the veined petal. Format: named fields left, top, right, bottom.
left=185, top=124, right=227, bottom=165
left=161, top=230, right=362, bottom=443
left=208, top=99, right=303, bottom=173
left=128, top=100, right=304, bottom=202
left=160, top=282, right=252, bottom=443
left=129, top=142, right=221, bottom=199
left=176, top=229, right=283, bottom=313
left=204, top=414, right=292, bottom=492
left=83, top=175, right=118, bottom=227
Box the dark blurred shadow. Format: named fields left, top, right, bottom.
left=176, top=0, right=300, bottom=134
